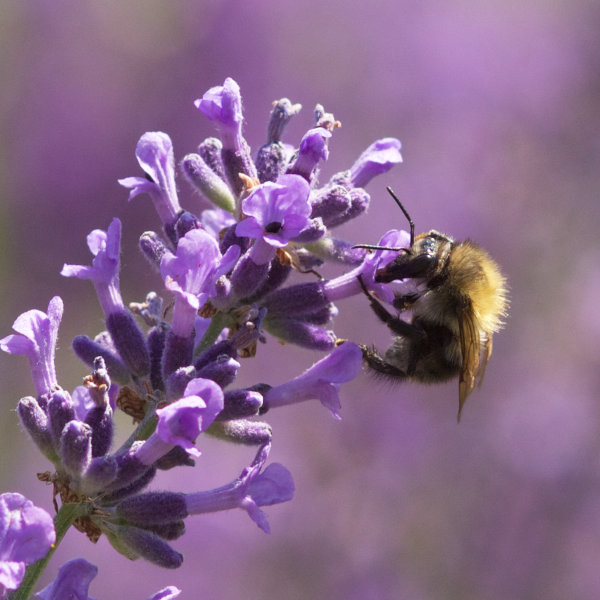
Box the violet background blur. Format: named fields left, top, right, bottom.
left=1, top=1, right=600, bottom=599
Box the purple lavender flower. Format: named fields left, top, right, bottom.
left=0, top=493, right=55, bottom=595
left=61, top=218, right=124, bottom=315
left=262, top=342, right=363, bottom=419
left=0, top=296, right=63, bottom=397
left=62, top=219, right=150, bottom=377
left=133, top=378, right=224, bottom=465
left=235, top=174, right=312, bottom=271
left=195, top=77, right=257, bottom=196
left=118, top=132, right=182, bottom=227
left=194, top=77, right=243, bottom=148
left=286, top=127, right=331, bottom=181
left=160, top=228, right=240, bottom=337
left=184, top=443, right=294, bottom=533
left=349, top=137, right=403, bottom=188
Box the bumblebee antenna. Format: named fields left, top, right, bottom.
left=352, top=186, right=415, bottom=253
left=386, top=186, right=414, bottom=247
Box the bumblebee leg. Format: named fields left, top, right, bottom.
left=357, top=276, right=425, bottom=340
left=360, top=345, right=407, bottom=378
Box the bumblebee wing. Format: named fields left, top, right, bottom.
left=475, top=335, right=493, bottom=390
left=457, top=299, right=480, bottom=422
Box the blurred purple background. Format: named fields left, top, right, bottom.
left=2, top=1, right=600, bottom=598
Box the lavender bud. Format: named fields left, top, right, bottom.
left=47, top=389, right=75, bottom=448
left=116, top=491, right=188, bottom=526
left=216, top=389, right=264, bottom=421
left=255, top=142, right=289, bottom=183
left=162, top=332, right=194, bottom=380
left=114, top=525, right=183, bottom=569
left=147, top=324, right=167, bottom=392
left=263, top=316, right=336, bottom=350
left=164, top=366, right=196, bottom=402
left=209, top=419, right=272, bottom=445
left=182, top=153, right=236, bottom=213
left=105, top=309, right=151, bottom=377
left=310, top=185, right=352, bottom=224
left=197, top=137, right=226, bottom=180
left=139, top=231, right=170, bottom=270
left=85, top=402, right=113, bottom=458
left=242, top=255, right=291, bottom=303
left=72, top=336, right=130, bottom=385
left=81, top=455, right=118, bottom=494
left=230, top=254, right=271, bottom=299
left=17, top=396, right=56, bottom=460
left=60, top=421, right=92, bottom=477
left=291, top=218, right=326, bottom=243
left=196, top=355, right=240, bottom=389
left=262, top=281, right=329, bottom=318
left=102, top=466, right=157, bottom=505
left=142, top=520, right=186, bottom=541
left=268, top=98, right=302, bottom=142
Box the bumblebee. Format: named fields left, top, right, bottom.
left=357, top=188, right=508, bottom=421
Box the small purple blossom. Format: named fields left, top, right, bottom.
left=0, top=493, right=56, bottom=595
left=194, top=77, right=243, bottom=147
left=287, top=127, right=331, bottom=181
left=153, top=378, right=224, bottom=459
left=184, top=443, right=294, bottom=533
left=118, top=132, right=182, bottom=227
left=0, top=296, right=63, bottom=396
left=262, top=342, right=363, bottom=419
left=160, top=228, right=240, bottom=335
left=236, top=174, right=311, bottom=265
left=61, top=218, right=124, bottom=316
left=349, top=137, right=403, bottom=188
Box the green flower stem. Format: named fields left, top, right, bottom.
left=194, top=312, right=229, bottom=357
left=10, top=502, right=91, bottom=600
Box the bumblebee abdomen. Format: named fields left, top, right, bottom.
left=448, top=241, right=508, bottom=333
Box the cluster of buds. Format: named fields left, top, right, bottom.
left=0, top=77, right=406, bottom=597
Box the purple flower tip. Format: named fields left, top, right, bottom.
left=194, top=77, right=243, bottom=129
left=0, top=296, right=63, bottom=396
left=350, top=137, right=403, bottom=188
left=155, top=378, right=224, bottom=457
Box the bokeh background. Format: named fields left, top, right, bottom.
left=1, top=1, right=600, bottom=598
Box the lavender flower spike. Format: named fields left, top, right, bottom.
left=118, top=132, right=182, bottom=227
left=262, top=342, right=363, bottom=419
left=0, top=492, right=56, bottom=596
left=0, top=296, right=63, bottom=396
left=185, top=443, right=294, bottom=533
